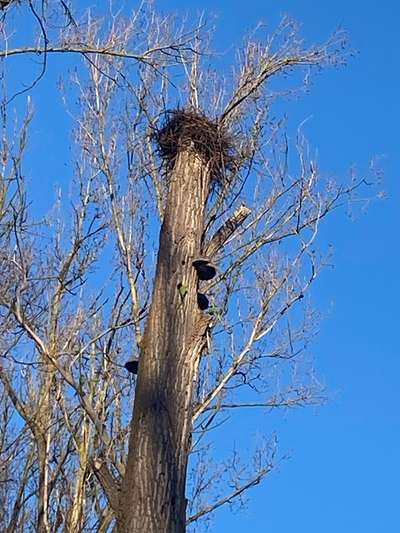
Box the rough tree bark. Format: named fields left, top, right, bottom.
left=118, top=149, right=212, bottom=532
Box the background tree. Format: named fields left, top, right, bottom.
left=0, top=1, right=364, bottom=532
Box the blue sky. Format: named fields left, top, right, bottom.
left=5, top=0, right=400, bottom=531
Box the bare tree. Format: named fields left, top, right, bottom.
left=0, top=1, right=364, bottom=532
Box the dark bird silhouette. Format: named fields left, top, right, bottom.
left=124, top=359, right=139, bottom=375
left=192, top=257, right=217, bottom=281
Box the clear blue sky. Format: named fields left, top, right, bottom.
left=7, top=1, right=400, bottom=531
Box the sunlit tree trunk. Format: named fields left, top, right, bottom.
left=119, top=150, right=211, bottom=532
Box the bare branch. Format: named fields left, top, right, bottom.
left=204, top=204, right=251, bottom=258
left=92, top=458, right=120, bottom=512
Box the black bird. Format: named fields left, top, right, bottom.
left=197, top=292, right=209, bottom=310
left=124, top=359, right=139, bottom=375
left=192, top=257, right=217, bottom=281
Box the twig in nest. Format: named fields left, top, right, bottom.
left=153, top=109, right=238, bottom=190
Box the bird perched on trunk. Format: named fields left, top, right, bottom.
left=125, top=359, right=139, bottom=375
left=192, top=257, right=217, bottom=281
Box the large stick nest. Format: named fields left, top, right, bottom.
left=154, top=109, right=237, bottom=187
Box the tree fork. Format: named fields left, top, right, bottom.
left=118, top=149, right=212, bottom=532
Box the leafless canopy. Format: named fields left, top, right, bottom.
left=0, top=1, right=364, bottom=531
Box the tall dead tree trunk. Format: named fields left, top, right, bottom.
left=119, top=147, right=212, bottom=532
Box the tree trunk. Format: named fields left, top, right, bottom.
left=118, top=150, right=211, bottom=532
